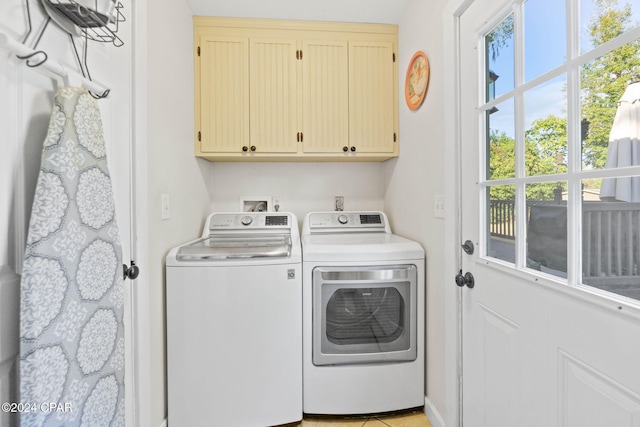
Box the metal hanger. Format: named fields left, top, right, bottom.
left=13, top=0, right=123, bottom=98
left=69, top=32, right=110, bottom=98
left=17, top=0, right=50, bottom=67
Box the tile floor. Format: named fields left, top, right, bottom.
left=300, top=410, right=432, bottom=427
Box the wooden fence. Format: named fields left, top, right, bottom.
left=489, top=200, right=640, bottom=287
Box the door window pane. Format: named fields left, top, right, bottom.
left=486, top=14, right=514, bottom=100
left=524, top=0, right=566, bottom=82
left=526, top=182, right=567, bottom=278
left=581, top=40, right=640, bottom=170
left=580, top=0, right=640, bottom=54
left=488, top=100, right=515, bottom=180
left=525, top=75, right=568, bottom=176
left=582, top=178, right=640, bottom=301
left=488, top=185, right=516, bottom=263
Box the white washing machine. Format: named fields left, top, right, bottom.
left=166, top=212, right=302, bottom=427
left=301, top=211, right=425, bottom=415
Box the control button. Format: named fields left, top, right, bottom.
left=337, top=214, right=349, bottom=224
left=241, top=216, right=253, bottom=226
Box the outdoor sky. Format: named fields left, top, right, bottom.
left=487, top=0, right=640, bottom=139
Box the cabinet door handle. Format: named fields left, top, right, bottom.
left=250, top=145, right=256, bottom=152
left=350, top=146, right=356, bottom=152
left=343, top=146, right=348, bottom=152
left=242, top=146, right=248, bottom=152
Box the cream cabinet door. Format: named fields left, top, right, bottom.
left=198, top=36, right=249, bottom=153
left=249, top=38, right=299, bottom=153
left=301, top=40, right=349, bottom=153
left=349, top=41, right=396, bottom=154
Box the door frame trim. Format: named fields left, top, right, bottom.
left=129, top=0, right=152, bottom=425
left=443, top=0, right=475, bottom=426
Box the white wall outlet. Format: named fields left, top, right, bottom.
left=273, top=197, right=281, bottom=212
left=434, top=194, right=445, bottom=219
left=161, top=193, right=170, bottom=220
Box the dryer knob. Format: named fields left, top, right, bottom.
left=241, top=216, right=253, bottom=226
left=337, top=214, right=349, bottom=224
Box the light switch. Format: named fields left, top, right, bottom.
left=161, top=193, right=170, bottom=220
left=434, top=194, right=445, bottom=219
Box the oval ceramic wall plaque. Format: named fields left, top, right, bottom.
left=405, top=51, right=430, bottom=110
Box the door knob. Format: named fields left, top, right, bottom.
left=123, top=261, right=140, bottom=280
left=455, top=270, right=474, bottom=289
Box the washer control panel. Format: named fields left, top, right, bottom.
left=207, top=213, right=290, bottom=231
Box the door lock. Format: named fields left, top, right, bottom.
left=462, top=240, right=474, bottom=255
left=455, top=269, right=475, bottom=289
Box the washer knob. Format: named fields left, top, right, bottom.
left=241, top=216, right=253, bottom=226
left=337, top=214, right=349, bottom=224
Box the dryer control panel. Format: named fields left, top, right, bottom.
left=304, top=211, right=390, bottom=234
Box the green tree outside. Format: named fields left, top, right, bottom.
left=581, top=0, right=640, bottom=168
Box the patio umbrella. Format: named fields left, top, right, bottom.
left=600, top=82, right=640, bottom=202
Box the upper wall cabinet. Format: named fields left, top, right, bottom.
left=194, top=17, right=399, bottom=162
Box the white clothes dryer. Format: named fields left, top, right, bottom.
left=166, top=212, right=302, bottom=427
left=301, top=211, right=425, bottom=415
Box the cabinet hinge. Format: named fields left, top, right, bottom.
left=393, top=132, right=397, bottom=142
left=198, top=131, right=201, bottom=141
left=197, top=46, right=201, bottom=56
left=393, top=52, right=396, bottom=62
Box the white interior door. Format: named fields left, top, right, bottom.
left=93, top=14, right=139, bottom=424
left=459, top=0, right=640, bottom=426
left=99, top=43, right=136, bottom=427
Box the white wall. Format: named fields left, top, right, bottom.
left=385, top=0, right=448, bottom=423
left=144, top=0, right=211, bottom=425
left=187, top=0, right=412, bottom=25
left=209, top=162, right=385, bottom=222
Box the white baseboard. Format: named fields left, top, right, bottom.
left=424, top=396, right=445, bottom=427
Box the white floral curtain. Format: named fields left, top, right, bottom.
left=20, top=87, right=125, bottom=426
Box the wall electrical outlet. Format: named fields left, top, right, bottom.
left=434, top=194, right=445, bottom=219
left=161, top=193, right=171, bottom=220
left=335, top=196, right=344, bottom=211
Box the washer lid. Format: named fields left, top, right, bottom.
left=302, top=233, right=424, bottom=262
left=176, top=234, right=292, bottom=261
